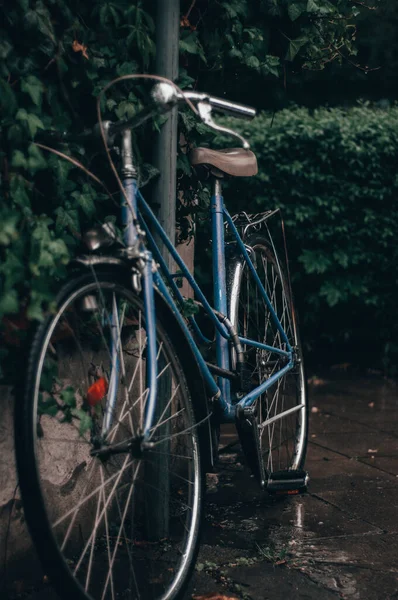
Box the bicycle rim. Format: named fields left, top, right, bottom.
left=16, top=271, right=202, bottom=600
left=228, top=235, right=308, bottom=474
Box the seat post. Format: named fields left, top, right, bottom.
left=211, top=176, right=231, bottom=405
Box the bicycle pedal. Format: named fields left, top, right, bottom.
left=266, top=470, right=309, bottom=496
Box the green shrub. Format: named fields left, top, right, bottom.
left=217, top=104, right=398, bottom=370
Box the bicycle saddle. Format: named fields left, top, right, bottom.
left=189, top=147, right=258, bottom=177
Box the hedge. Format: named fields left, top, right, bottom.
left=215, top=104, right=398, bottom=370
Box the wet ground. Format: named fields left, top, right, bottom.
left=3, top=374, right=398, bottom=599
left=187, top=374, right=398, bottom=600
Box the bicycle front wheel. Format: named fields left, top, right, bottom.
left=15, top=270, right=203, bottom=600
left=228, top=234, right=308, bottom=478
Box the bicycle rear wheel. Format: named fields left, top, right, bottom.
left=228, top=234, right=308, bottom=481
left=15, top=269, right=203, bottom=600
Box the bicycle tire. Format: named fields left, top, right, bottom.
left=15, top=269, right=204, bottom=600
left=227, top=233, right=308, bottom=477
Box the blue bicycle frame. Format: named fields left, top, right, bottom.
left=106, top=137, right=297, bottom=442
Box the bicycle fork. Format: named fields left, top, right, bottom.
left=100, top=130, right=158, bottom=447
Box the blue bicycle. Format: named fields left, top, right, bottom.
left=15, top=77, right=309, bottom=600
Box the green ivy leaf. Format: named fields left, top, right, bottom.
left=48, top=238, right=70, bottom=264
left=286, top=36, right=309, bottom=61
left=262, top=55, right=280, bottom=77
left=72, top=191, right=96, bottom=217
left=16, top=108, right=45, bottom=138
left=0, top=39, right=12, bottom=60
left=177, top=154, right=192, bottom=176
left=60, top=386, right=77, bottom=408
left=0, top=78, right=17, bottom=117
left=11, top=150, right=27, bottom=169
left=27, top=144, right=47, bottom=171
left=115, top=101, right=136, bottom=120
left=54, top=207, right=80, bottom=235
left=71, top=408, right=92, bottom=436
left=307, top=0, right=335, bottom=14
left=181, top=298, right=199, bottom=317
left=0, top=290, right=19, bottom=315
left=246, top=55, right=260, bottom=69
left=38, top=395, right=59, bottom=417
left=180, top=32, right=207, bottom=64
left=288, top=3, right=304, bottom=21
left=10, top=175, right=31, bottom=211
left=21, top=75, right=44, bottom=108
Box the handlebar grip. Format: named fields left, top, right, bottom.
left=208, top=96, right=256, bottom=120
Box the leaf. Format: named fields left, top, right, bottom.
left=71, top=408, right=92, bottom=436
left=229, top=48, right=243, bottom=59
left=307, top=0, right=335, bottom=14
left=306, top=0, right=320, bottom=11
left=0, top=78, right=17, bottom=117
left=116, top=60, right=139, bottom=77
left=115, top=101, right=136, bottom=120
left=27, top=292, right=46, bottom=321
left=0, top=250, right=25, bottom=289
left=21, top=75, right=44, bottom=107
left=288, top=3, right=304, bottom=21
left=286, top=36, right=308, bottom=61
left=106, top=98, right=117, bottom=111
left=0, top=290, right=19, bottom=315
left=38, top=395, right=59, bottom=417
left=27, top=144, right=47, bottom=171
left=221, top=0, right=248, bottom=18
left=12, top=150, right=27, bottom=169
left=71, top=191, right=95, bottom=217
left=179, top=32, right=207, bottom=63
left=60, top=386, right=77, bottom=407
left=181, top=298, right=199, bottom=317
left=177, top=154, right=192, bottom=176
left=263, top=55, right=280, bottom=77
left=54, top=207, right=80, bottom=235
left=10, top=175, right=30, bottom=209
left=245, top=55, right=260, bottom=69
left=16, top=108, right=45, bottom=138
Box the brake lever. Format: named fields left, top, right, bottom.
left=197, top=102, right=250, bottom=149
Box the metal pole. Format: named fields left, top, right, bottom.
left=146, top=0, right=180, bottom=542
left=153, top=0, right=180, bottom=268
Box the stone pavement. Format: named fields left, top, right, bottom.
left=2, top=374, right=398, bottom=599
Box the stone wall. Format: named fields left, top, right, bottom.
left=0, top=386, right=43, bottom=594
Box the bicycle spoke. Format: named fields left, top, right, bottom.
left=85, top=465, right=102, bottom=592
left=100, top=462, right=141, bottom=600
left=100, top=466, right=116, bottom=600
left=25, top=276, right=203, bottom=600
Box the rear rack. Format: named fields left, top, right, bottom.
left=226, top=209, right=279, bottom=239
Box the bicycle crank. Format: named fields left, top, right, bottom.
left=235, top=405, right=266, bottom=489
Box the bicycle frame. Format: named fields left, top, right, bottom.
left=105, top=137, right=299, bottom=441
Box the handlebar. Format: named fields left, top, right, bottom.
left=183, top=91, right=256, bottom=120
left=37, top=81, right=256, bottom=148
left=151, top=82, right=256, bottom=120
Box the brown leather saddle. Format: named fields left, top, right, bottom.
left=189, top=147, right=258, bottom=178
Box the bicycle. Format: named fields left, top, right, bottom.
left=14, top=76, right=309, bottom=600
